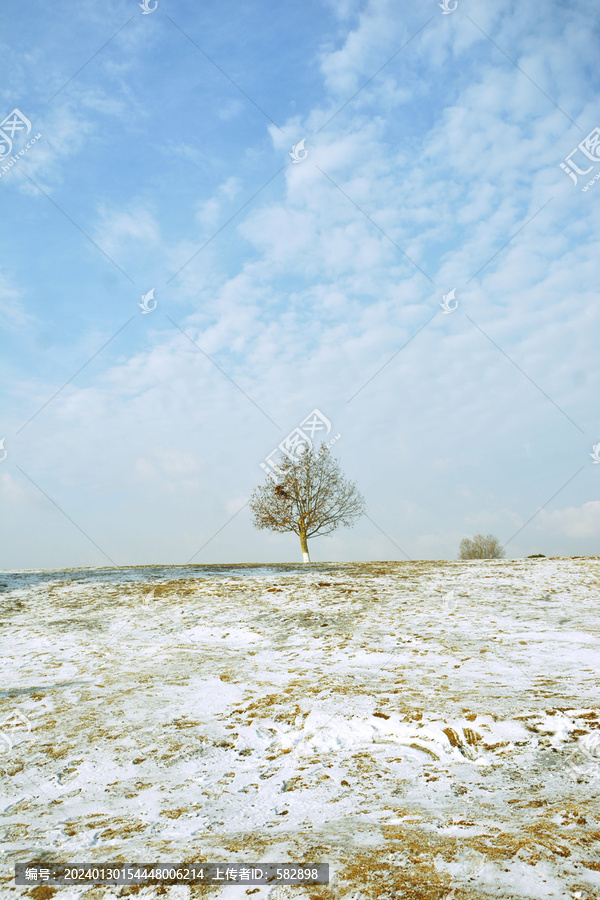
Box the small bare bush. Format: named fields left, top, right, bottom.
left=458, top=533, right=505, bottom=560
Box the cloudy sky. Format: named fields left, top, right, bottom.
left=1, top=0, right=599, bottom=569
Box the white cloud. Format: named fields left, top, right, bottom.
left=92, top=206, right=161, bottom=258
left=0, top=274, right=37, bottom=333
left=217, top=99, right=245, bottom=120
left=533, top=501, right=600, bottom=539
left=134, top=449, right=203, bottom=489
left=195, top=176, right=243, bottom=229
left=318, top=0, right=403, bottom=97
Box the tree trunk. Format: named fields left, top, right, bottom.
left=299, top=530, right=310, bottom=563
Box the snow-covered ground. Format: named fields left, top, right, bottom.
left=1, top=558, right=599, bottom=899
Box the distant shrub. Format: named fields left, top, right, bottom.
left=458, top=533, right=505, bottom=560
left=527, top=553, right=545, bottom=558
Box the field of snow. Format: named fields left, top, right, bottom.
left=1, top=558, right=599, bottom=900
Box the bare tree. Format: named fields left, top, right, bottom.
left=249, top=445, right=365, bottom=562
left=458, top=533, right=505, bottom=560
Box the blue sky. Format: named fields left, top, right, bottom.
left=1, top=0, right=599, bottom=568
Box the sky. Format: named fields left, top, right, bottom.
left=0, top=0, right=599, bottom=569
